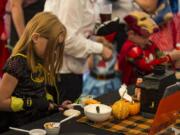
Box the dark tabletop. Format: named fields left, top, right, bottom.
left=1, top=91, right=126, bottom=135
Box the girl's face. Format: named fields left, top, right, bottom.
left=32, top=33, right=48, bottom=58
left=32, top=33, right=64, bottom=59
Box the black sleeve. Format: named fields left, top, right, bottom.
left=3, top=56, right=27, bottom=80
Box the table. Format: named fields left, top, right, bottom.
left=2, top=85, right=180, bottom=135
left=1, top=92, right=122, bottom=135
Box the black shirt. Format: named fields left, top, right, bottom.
left=3, top=54, right=49, bottom=127
left=3, top=54, right=46, bottom=98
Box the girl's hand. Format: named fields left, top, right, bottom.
left=58, top=100, right=72, bottom=111
left=48, top=102, right=58, bottom=111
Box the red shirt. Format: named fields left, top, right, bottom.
left=118, top=40, right=160, bottom=85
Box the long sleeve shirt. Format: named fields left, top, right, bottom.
left=44, top=0, right=103, bottom=74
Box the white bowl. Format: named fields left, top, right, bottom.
left=44, top=122, right=60, bottom=135
left=84, top=104, right=112, bottom=122
left=29, top=129, right=46, bottom=135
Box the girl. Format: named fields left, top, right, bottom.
left=0, top=12, right=67, bottom=128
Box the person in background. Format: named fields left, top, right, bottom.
left=169, top=0, right=179, bottom=13
left=134, top=0, right=179, bottom=51
left=0, top=12, right=69, bottom=130
left=0, top=0, right=10, bottom=78
left=134, top=0, right=180, bottom=77
left=97, top=0, right=141, bottom=52
left=167, top=48, right=180, bottom=80
left=0, top=0, right=10, bottom=132
left=9, top=0, right=45, bottom=51
left=82, top=19, right=121, bottom=98
left=134, top=0, right=158, bottom=13
left=118, top=11, right=171, bottom=85
left=143, top=0, right=180, bottom=77
left=44, top=0, right=113, bottom=103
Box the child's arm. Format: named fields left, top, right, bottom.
left=10, top=0, right=25, bottom=37
left=4, top=0, right=11, bottom=40
left=114, top=58, right=121, bottom=78
left=87, top=55, right=93, bottom=70
left=0, top=73, right=18, bottom=111
left=114, top=60, right=119, bottom=72
left=167, top=49, right=180, bottom=62
left=0, top=73, right=55, bottom=112
left=127, top=46, right=170, bottom=73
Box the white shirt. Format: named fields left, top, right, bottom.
left=44, top=0, right=103, bottom=74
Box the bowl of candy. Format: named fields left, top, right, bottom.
left=84, top=104, right=112, bottom=122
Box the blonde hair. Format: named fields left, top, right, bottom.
left=12, top=12, right=66, bottom=85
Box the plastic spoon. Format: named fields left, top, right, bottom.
left=53, top=114, right=77, bottom=127
left=9, top=127, right=30, bottom=133
left=9, top=127, right=46, bottom=135
left=65, top=103, right=85, bottom=109
left=68, top=103, right=84, bottom=108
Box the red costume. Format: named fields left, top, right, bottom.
left=0, top=0, right=9, bottom=77
left=118, top=11, right=170, bottom=85
left=119, top=40, right=169, bottom=85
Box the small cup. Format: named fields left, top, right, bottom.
left=29, top=129, right=46, bottom=135
left=99, top=4, right=112, bottom=23
left=44, top=122, right=60, bottom=135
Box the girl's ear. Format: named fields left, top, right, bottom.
left=31, top=33, right=40, bottom=43
left=59, top=35, right=65, bottom=43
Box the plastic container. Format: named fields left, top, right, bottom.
left=44, top=122, right=60, bottom=135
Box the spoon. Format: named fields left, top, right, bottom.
left=9, top=127, right=46, bottom=135
left=67, top=103, right=84, bottom=108
left=53, top=114, right=77, bottom=127
left=9, top=127, right=30, bottom=133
